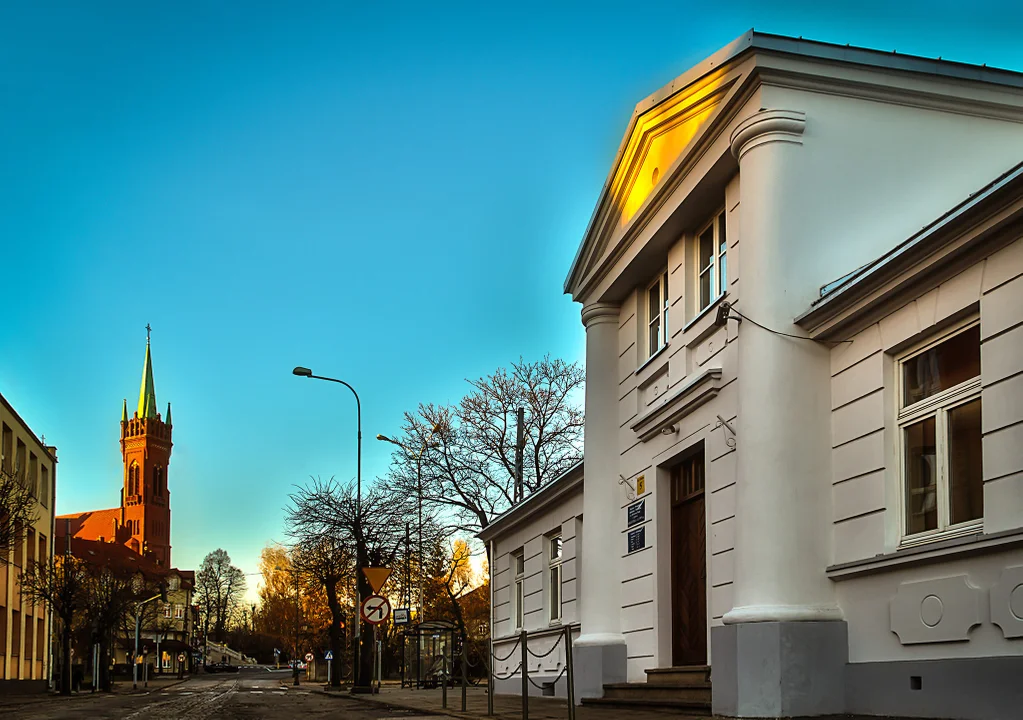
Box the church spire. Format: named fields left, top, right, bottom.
left=137, top=324, right=157, bottom=419
left=122, top=398, right=128, bottom=423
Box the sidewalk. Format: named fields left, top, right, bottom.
left=324, top=684, right=711, bottom=720
left=110, top=675, right=190, bottom=694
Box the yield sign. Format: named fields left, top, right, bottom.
left=361, top=594, right=392, bottom=625
left=362, top=567, right=392, bottom=594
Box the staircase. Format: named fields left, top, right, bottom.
left=581, top=665, right=711, bottom=715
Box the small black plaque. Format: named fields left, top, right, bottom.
left=627, top=527, right=645, bottom=553
left=627, top=500, right=645, bottom=528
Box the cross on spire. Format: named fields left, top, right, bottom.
left=146, top=323, right=152, bottom=343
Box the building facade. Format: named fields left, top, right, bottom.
left=0, top=392, right=57, bottom=691
left=488, top=31, right=1023, bottom=719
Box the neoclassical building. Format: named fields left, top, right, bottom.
left=486, top=31, right=1023, bottom=719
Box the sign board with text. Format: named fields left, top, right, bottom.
left=393, top=608, right=410, bottom=625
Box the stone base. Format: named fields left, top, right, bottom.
left=711, top=620, right=847, bottom=718
left=572, top=641, right=626, bottom=701
left=846, top=656, right=1023, bottom=720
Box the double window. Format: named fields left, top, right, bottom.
left=512, top=552, right=524, bottom=630
left=898, top=322, right=983, bottom=543
left=548, top=534, right=563, bottom=624
left=697, top=210, right=727, bottom=312
left=646, top=271, right=669, bottom=358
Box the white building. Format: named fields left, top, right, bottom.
left=486, top=31, right=1023, bottom=719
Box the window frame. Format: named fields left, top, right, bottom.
left=512, top=551, right=524, bottom=631
left=896, top=318, right=983, bottom=547
left=547, top=533, right=563, bottom=625
left=644, top=270, right=669, bottom=359
left=695, top=209, right=727, bottom=313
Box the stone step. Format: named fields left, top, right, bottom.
left=602, top=681, right=712, bottom=702
left=580, top=696, right=712, bottom=715
left=644, top=665, right=711, bottom=686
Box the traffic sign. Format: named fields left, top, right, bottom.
left=360, top=594, right=391, bottom=625
left=393, top=608, right=410, bottom=625
left=324, top=651, right=333, bottom=660
left=362, top=567, right=392, bottom=594
left=305, top=652, right=314, bottom=662
left=177, top=653, right=185, bottom=663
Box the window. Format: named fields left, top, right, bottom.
left=512, top=552, right=524, bottom=630
left=164, top=603, right=172, bottom=619
left=898, top=322, right=983, bottom=543
left=548, top=534, right=563, bottom=624
left=174, top=604, right=184, bottom=620
left=696, top=210, right=727, bottom=312
left=646, top=271, right=669, bottom=357
left=1, top=423, right=11, bottom=473
left=40, top=465, right=48, bottom=508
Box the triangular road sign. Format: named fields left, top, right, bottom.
left=362, top=567, right=392, bottom=594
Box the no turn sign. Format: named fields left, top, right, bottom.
left=360, top=594, right=391, bottom=625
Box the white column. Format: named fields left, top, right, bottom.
left=577, top=302, right=625, bottom=644
left=724, top=110, right=840, bottom=624
left=573, top=302, right=628, bottom=700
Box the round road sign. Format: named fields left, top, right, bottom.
left=360, top=594, right=391, bottom=625
left=304, top=652, right=314, bottom=662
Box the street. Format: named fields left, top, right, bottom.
left=3, top=671, right=433, bottom=719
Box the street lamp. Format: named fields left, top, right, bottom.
left=376, top=424, right=440, bottom=625
left=291, top=366, right=363, bottom=687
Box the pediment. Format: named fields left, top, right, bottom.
left=566, top=61, right=753, bottom=300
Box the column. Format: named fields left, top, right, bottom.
left=574, top=302, right=627, bottom=700
left=713, top=110, right=847, bottom=718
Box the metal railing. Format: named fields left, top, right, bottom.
left=483, top=626, right=575, bottom=720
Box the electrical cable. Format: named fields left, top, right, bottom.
left=724, top=303, right=852, bottom=344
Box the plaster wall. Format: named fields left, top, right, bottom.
left=827, top=235, right=1023, bottom=663
left=490, top=487, right=583, bottom=695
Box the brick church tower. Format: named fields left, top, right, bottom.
left=119, top=328, right=173, bottom=566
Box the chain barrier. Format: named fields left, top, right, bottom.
left=526, top=663, right=568, bottom=690
left=524, top=632, right=564, bottom=659
left=491, top=636, right=521, bottom=663
left=491, top=662, right=522, bottom=682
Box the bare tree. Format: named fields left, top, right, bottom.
left=195, top=549, right=246, bottom=643
left=387, top=356, right=584, bottom=536
left=286, top=477, right=413, bottom=688
left=0, top=463, right=38, bottom=562
left=19, top=549, right=88, bottom=695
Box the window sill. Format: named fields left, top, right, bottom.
left=682, top=292, right=728, bottom=336
left=826, top=526, right=1023, bottom=580
left=635, top=343, right=669, bottom=377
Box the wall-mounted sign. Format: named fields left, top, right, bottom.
left=627, top=527, right=646, bottom=554
left=636, top=475, right=646, bottom=495
left=627, top=500, right=645, bottom=528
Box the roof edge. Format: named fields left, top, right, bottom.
left=479, top=461, right=584, bottom=542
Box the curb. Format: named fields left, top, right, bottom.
left=115, top=676, right=191, bottom=695
left=328, top=689, right=476, bottom=720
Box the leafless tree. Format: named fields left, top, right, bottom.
left=286, top=476, right=414, bottom=688
left=195, top=549, right=246, bottom=643
left=0, top=463, right=38, bottom=562
left=386, top=356, right=584, bottom=536
left=19, top=551, right=88, bottom=695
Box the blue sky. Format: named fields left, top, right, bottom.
left=1, top=1, right=1020, bottom=594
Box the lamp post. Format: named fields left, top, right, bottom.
left=291, top=366, right=363, bottom=687
left=376, top=424, right=439, bottom=625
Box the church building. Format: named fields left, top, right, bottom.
left=59, top=331, right=173, bottom=566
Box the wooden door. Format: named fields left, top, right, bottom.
left=671, top=450, right=707, bottom=666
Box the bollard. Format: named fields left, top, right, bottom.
left=441, top=654, right=448, bottom=708
left=565, top=626, right=575, bottom=720
left=461, top=640, right=468, bottom=712
left=520, top=630, right=529, bottom=720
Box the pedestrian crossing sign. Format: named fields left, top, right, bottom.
left=324, top=651, right=333, bottom=660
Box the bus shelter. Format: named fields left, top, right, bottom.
left=402, top=620, right=456, bottom=689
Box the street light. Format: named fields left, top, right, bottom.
left=291, top=366, right=363, bottom=688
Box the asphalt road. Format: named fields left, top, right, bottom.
left=5, top=671, right=432, bottom=719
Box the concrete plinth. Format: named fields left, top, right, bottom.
left=711, top=621, right=848, bottom=718
left=572, top=640, right=627, bottom=701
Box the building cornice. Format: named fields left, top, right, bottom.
left=478, top=462, right=584, bottom=543
left=729, top=109, right=806, bottom=160
left=630, top=367, right=723, bottom=442
left=795, top=161, right=1023, bottom=339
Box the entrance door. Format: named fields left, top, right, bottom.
left=671, top=449, right=707, bottom=666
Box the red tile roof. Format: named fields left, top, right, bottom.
left=56, top=507, right=121, bottom=542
